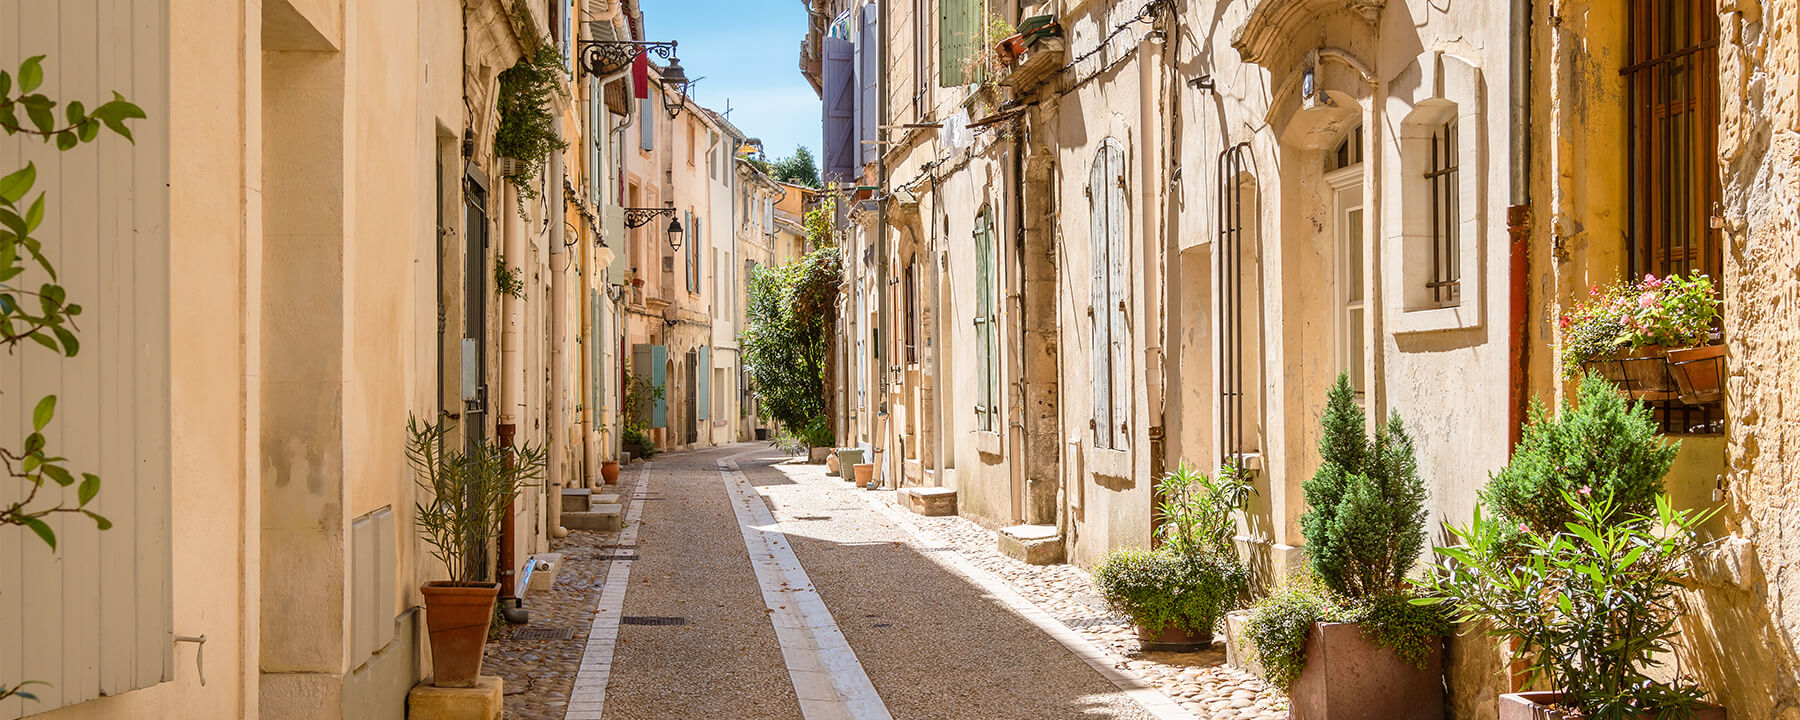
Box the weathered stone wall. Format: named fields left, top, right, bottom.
left=1688, top=2, right=1800, bottom=718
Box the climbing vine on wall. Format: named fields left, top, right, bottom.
left=494, top=23, right=569, bottom=218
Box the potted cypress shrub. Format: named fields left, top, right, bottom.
left=1416, top=373, right=1724, bottom=720
left=1238, top=374, right=1447, bottom=719
left=406, top=416, right=546, bottom=688
left=1096, top=463, right=1250, bottom=651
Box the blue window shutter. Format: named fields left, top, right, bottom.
left=650, top=344, right=668, bottom=428
left=821, top=37, right=856, bottom=184
left=639, top=97, right=654, bottom=150
left=695, top=215, right=704, bottom=294
left=697, top=346, right=710, bottom=421
left=591, top=290, right=601, bottom=416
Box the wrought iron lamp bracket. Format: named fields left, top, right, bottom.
left=624, top=206, right=677, bottom=229
left=577, top=40, right=678, bottom=78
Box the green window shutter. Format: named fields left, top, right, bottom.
left=974, top=206, right=995, bottom=432
left=697, top=345, right=710, bottom=421
left=650, top=344, right=668, bottom=428
left=940, top=0, right=979, bottom=87
left=632, top=343, right=653, bottom=427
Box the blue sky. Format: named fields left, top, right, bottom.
left=640, top=0, right=821, bottom=165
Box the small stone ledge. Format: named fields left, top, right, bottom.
left=407, top=676, right=502, bottom=720
left=997, top=524, right=1064, bottom=565
left=899, top=486, right=958, bottom=517
left=564, top=504, right=622, bottom=532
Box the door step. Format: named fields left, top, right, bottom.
left=563, top=503, right=622, bottom=532
left=560, top=488, right=592, bottom=513
left=997, top=524, right=1063, bottom=565
left=898, top=487, right=957, bottom=517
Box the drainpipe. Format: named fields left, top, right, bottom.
left=550, top=146, right=568, bottom=536
left=496, top=165, right=529, bottom=614
left=1507, top=0, right=1533, bottom=451
left=876, top=0, right=892, bottom=489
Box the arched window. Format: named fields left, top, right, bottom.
left=1089, top=139, right=1128, bottom=449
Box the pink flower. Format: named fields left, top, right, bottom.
left=1638, top=292, right=1658, bottom=309
left=1579, top=486, right=1592, bottom=496
left=1519, top=523, right=1532, bottom=534
left=1642, top=274, right=1663, bottom=288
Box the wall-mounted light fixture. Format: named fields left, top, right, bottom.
left=576, top=38, right=692, bottom=118
left=623, top=207, right=684, bottom=251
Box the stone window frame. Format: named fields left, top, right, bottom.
left=1389, top=53, right=1485, bottom=335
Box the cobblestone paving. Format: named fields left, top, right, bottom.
left=859, top=483, right=1290, bottom=720
left=484, top=471, right=638, bottom=720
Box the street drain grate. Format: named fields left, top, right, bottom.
left=621, top=616, right=687, bottom=626
left=510, top=626, right=575, bottom=642
left=915, top=546, right=956, bottom=553
left=596, top=552, right=638, bottom=561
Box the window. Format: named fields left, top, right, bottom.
left=1425, top=119, right=1460, bottom=307
left=1326, top=124, right=1363, bottom=172
left=1089, top=140, right=1129, bottom=449
left=1336, top=192, right=1367, bottom=399
left=974, top=206, right=1000, bottom=433
left=904, top=260, right=919, bottom=364
left=1626, top=0, right=1722, bottom=433
left=913, top=0, right=931, bottom=116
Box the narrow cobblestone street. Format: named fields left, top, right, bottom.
left=484, top=443, right=1286, bottom=719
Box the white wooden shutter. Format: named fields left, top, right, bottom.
left=0, top=2, right=173, bottom=715
left=697, top=346, right=710, bottom=421
left=1104, top=140, right=1129, bottom=446
left=1088, top=147, right=1113, bottom=449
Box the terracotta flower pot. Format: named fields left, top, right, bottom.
left=1499, top=691, right=1725, bottom=720
left=852, top=462, right=874, bottom=486
left=1135, top=622, right=1213, bottom=652
left=1667, top=344, right=1726, bottom=405
left=601, top=460, right=621, bottom=485
left=826, top=452, right=842, bottom=476
left=420, top=581, right=499, bottom=688
left=1288, top=621, right=1444, bottom=720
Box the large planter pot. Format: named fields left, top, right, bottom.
left=420, top=581, right=500, bottom=688
left=1667, top=344, right=1726, bottom=405
left=852, top=462, right=874, bottom=487
left=807, top=446, right=832, bottom=464
left=1135, top=622, right=1213, bottom=652
left=836, top=448, right=866, bottom=480
left=1499, top=692, right=1725, bottom=720
left=1288, top=622, right=1444, bottom=720
left=601, top=460, right=621, bottom=485
left=1581, top=346, right=1677, bottom=400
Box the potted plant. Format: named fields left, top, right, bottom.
left=1415, top=490, right=1722, bottom=720
left=1416, top=374, right=1722, bottom=719
left=1560, top=274, right=1722, bottom=403
left=1095, top=463, right=1250, bottom=651
left=406, top=415, right=546, bottom=688
left=1238, top=374, right=1447, bottom=719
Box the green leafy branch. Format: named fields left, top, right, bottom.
left=0, top=56, right=145, bottom=149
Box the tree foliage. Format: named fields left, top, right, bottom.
left=741, top=245, right=840, bottom=437
left=1300, top=374, right=1428, bottom=600
left=770, top=145, right=821, bottom=188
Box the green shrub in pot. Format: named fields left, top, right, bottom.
left=1095, top=548, right=1246, bottom=638
left=1414, top=490, right=1718, bottom=719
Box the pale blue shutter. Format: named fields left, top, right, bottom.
left=821, top=37, right=856, bottom=183
left=1089, top=147, right=1113, bottom=449
left=697, top=346, right=711, bottom=420
left=650, top=344, right=668, bottom=428
left=1105, top=142, right=1128, bottom=447
left=591, top=291, right=602, bottom=416
left=694, top=215, right=703, bottom=294
left=857, top=4, right=880, bottom=165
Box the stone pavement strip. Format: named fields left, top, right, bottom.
left=488, top=443, right=1278, bottom=719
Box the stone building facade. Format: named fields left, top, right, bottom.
left=808, top=0, right=1800, bottom=717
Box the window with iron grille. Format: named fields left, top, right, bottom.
left=1625, top=0, right=1723, bottom=434
left=1426, top=119, right=1460, bottom=308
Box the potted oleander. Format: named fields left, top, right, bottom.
left=1238, top=374, right=1448, bottom=719
left=1561, top=274, right=1722, bottom=403
left=1096, top=463, right=1250, bottom=651
left=406, top=415, right=546, bottom=687
left=1416, top=491, right=1722, bottom=720
left=1415, top=373, right=1724, bottom=720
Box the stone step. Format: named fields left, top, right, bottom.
left=592, top=493, right=621, bottom=506
left=560, top=488, right=591, bottom=513
left=563, top=503, right=622, bottom=532
left=899, top=487, right=957, bottom=517
left=997, top=524, right=1064, bottom=565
